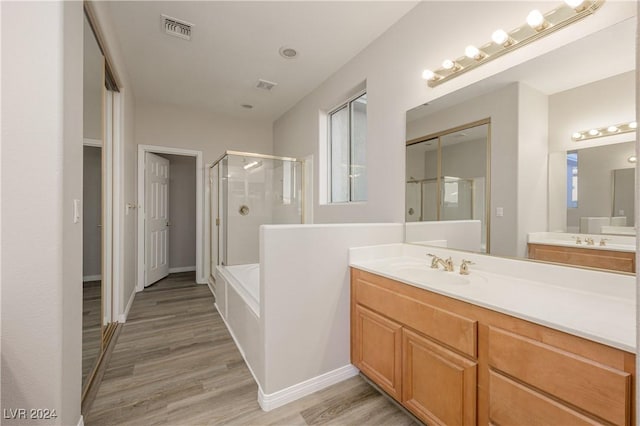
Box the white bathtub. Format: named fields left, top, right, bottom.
left=217, top=263, right=260, bottom=316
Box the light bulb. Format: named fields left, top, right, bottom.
left=572, top=132, right=582, bottom=139
left=607, top=126, right=619, bottom=132
left=492, top=29, right=510, bottom=45
left=628, top=156, right=637, bottom=163
left=465, top=45, right=482, bottom=60
left=422, top=69, right=436, bottom=81
left=629, top=121, right=637, bottom=129
left=442, top=59, right=455, bottom=70
left=527, top=10, right=546, bottom=30
left=588, top=129, right=599, bottom=136
left=564, top=0, right=585, bottom=8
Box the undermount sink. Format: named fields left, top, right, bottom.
left=391, top=265, right=470, bottom=286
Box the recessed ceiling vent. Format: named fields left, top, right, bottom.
left=161, top=14, right=193, bottom=40
left=256, top=79, right=278, bottom=91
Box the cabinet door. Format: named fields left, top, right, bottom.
left=353, top=304, right=402, bottom=400
left=402, top=328, right=477, bottom=426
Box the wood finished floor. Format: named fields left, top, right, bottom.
left=83, top=280, right=102, bottom=388
left=85, top=272, right=418, bottom=426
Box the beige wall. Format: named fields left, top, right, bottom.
left=1, top=2, right=83, bottom=424
left=273, top=1, right=636, bottom=228
left=135, top=101, right=274, bottom=162
left=161, top=154, right=196, bottom=270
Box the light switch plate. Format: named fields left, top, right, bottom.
left=73, top=199, right=81, bottom=223
left=496, top=207, right=504, bottom=217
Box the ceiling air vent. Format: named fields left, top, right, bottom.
left=256, top=79, right=278, bottom=91
left=161, top=14, right=193, bottom=40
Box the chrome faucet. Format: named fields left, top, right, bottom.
left=572, top=236, right=582, bottom=245
left=459, top=259, right=474, bottom=275
left=427, top=254, right=454, bottom=272
left=584, top=237, right=595, bottom=246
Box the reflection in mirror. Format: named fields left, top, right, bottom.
left=406, top=123, right=489, bottom=252
left=82, top=13, right=104, bottom=392
left=405, top=17, right=636, bottom=273
left=564, top=142, right=636, bottom=235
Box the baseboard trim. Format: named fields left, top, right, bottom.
left=77, top=415, right=84, bottom=426
left=258, top=364, right=360, bottom=412
left=83, top=275, right=101, bottom=282
left=168, top=265, right=196, bottom=273
left=118, top=288, right=136, bottom=323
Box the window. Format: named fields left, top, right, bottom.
left=328, top=92, right=367, bottom=202
left=567, top=151, right=578, bottom=208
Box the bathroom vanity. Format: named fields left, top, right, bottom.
left=527, top=232, right=636, bottom=273
left=350, top=244, right=635, bottom=426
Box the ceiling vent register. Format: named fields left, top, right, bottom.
left=162, top=14, right=193, bottom=40
left=256, top=79, right=278, bottom=91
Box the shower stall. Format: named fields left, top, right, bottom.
left=209, top=151, right=304, bottom=316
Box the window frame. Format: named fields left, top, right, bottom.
left=327, top=90, right=367, bottom=203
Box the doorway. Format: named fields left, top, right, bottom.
left=137, top=145, right=204, bottom=291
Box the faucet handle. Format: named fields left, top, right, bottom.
left=460, top=259, right=474, bottom=275
left=426, top=253, right=439, bottom=269
left=599, top=238, right=610, bottom=246
left=571, top=236, right=582, bottom=244
left=444, top=257, right=454, bottom=272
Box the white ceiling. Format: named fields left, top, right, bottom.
left=107, top=1, right=418, bottom=121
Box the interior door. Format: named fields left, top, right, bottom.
left=145, top=152, right=170, bottom=286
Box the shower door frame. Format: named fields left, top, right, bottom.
left=209, top=150, right=305, bottom=269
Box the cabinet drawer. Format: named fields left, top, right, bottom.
left=489, top=370, right=601, bottom=425
left=354, top=275, right=477, bottom=357
left=488, top=327, right=631, bottom=425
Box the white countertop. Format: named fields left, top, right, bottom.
left=349, top=244, right=636, bottom=353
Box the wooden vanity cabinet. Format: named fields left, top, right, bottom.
left=527, top=243, right=636, bottom=273
left=352, top=304, right=402, bottom=400
left=350, top=267, right=635, bottom=426
left=403, top=328, right=477, bottom=426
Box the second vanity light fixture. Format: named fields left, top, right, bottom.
left=572, top=121, right=637, bottom=141
left=422, top=0, right=604, bottom=87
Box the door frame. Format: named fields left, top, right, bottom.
left=137, top=145, right=204, bottom=291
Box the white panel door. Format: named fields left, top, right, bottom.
left=145, top=152, right=170, bottom=286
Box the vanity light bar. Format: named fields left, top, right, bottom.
left=422, top=0, right=604, bottom=88
left=572, top=121, right=637, bottom=141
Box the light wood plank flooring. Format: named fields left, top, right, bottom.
left=83, top=280, right=102, bottom=388
left=85, top=272, right=418, bottom=426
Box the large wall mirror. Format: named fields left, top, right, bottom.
left=405, top=17, right=636, bottom=273
left=82, top=6, right=121, bottom=409
left=406, top=121, right=490, bottom=252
